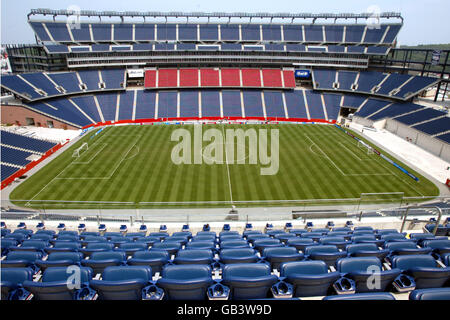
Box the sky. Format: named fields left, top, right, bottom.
left=1, top=0, right=449, bottom=46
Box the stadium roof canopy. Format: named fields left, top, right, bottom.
left=28, top=8, right=403, bottom=23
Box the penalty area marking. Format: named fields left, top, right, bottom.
left=25, top=127, right=113, bottom=205
left=305, top=134, right=391, bottom=177
left=55, top=135, right=142, bottom=180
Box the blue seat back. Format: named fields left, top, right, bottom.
left=391, top=254, right=437, bottom=270
left=337, top=257, right=381, bottom=273
left=346, top=243, right=378, bottom=254
left=410, top=288, right=450, bottom=300
left=1, top=267, right=33, bottom=299
left=158, top=265, right=213, bottom=300
left=47, top=252, right=83, bottom=263
left=305, top=245, right=338, bottom=255
left=222, top=263, right=278, bottom=299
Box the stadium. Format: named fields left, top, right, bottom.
left=0, top=4, right=450, bottom=304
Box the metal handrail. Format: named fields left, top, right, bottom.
left=400, top=205, right=443, bottom=235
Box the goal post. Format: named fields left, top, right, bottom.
left=357, top=140, right=374, bottom=155
left=72, top=142, right=88, bottom=158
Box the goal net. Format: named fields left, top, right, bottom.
left=357, top=140, right=374, bottom=155
left=72, top=142, right=88, bottom=158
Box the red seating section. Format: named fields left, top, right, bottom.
left=262, top=69, right=282, bottom=87
left=283, top=70, right=296, bottom=88
left=158, top=69, right=178, bottom=88
left=221, top=69, right=241, bottom=87
left=179, top=69, right=198, bottom=87
left=144, top=70, right=157, bottom=88
left=241, top=69, right=262, bottom=87
left=145, top=68, right=295, bottom=89
left=200, top=69, right=220, bottom=87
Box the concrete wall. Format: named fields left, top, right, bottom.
left=1, top=105, right=78, bottom=130
left=385, top=118, right=450, bottom=162
left=353, top=116, right=374, bottom=127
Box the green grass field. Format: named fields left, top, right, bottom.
left=10, top=124, right=439, bottom=209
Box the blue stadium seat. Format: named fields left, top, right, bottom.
left=79, top=242, right=114, bottom=257
left=287, top=238, right=319, bottom=252
left=263, top=247, right=304, bottom=271
left=10, top=240, right=48, bottom=253
left=219, top=248, right=259, bottom=264
left=301, top=232, right=324, bottom=241
left=4, top=232, right=27, bottom=243
left=336, top=257, right=401, bottom=292
left=280, top=261, right=340, bottom=297
left=254, top=239, right=283, bottom=254
left=108, top=236, right=132, bottom=246
left=128, top=250, right=170, bottom=275
left=24, top=266, right=95, bottom=300
left=422, top=239, right=450, bottom=256
left=351, top=235, right=385, bottom=247
left=220, top=240, right=250, bottom=249
left=304, top=245, right=347, bottom=267
left=1, top=267, right=34, bottom=300
left=173, top=249, right=214, bottom=265
left=90, top=266, right=153, bottom=300
left=1, top=238, right=17, bottom=256
left=376, top=229, right=400, bottom=236
left=246, top=233, right=270, bottom=244
left=219, top=234, right=243, bottom=242
left=135, top=236, right=161, bottom=247
left=30, top=233, right=53, bottom=241
left=274, top=233, right=298, bottom=244
left=37, top=252, right=84, bottom=271
left=163, top=236, right=189, bottom=246
left=185, top=241, right=216, bottom=251
left=323, top=292, right=396, bottom=300
left=380, top=233, right=409, bottom=242
left=46, top=241, right=81, bottom=253
left=2, top=251, right=43, bottom=271
left=117, top=242, right=149, bottom=256
left=79, top=232, right=100, bottom=239
left=151, top=242, right=181, bottom=255
left=409, top=288, right=450, bottom=300
left=385, top=241, right=432, bottom=256
left=157, top=264, right=214, bottom=300
left=346, top=243, right=389, bottom=260
left=390, top=254, right=450, bottom=289
left=222, top=263, right=278, bottom=299
left=81, top=251, right=126, bottom=275
left=319, top=237, right=349, bottom=250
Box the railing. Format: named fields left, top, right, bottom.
left=399, top=205, right=445, bottom=235
left=3, top=196, right=447, bottom=224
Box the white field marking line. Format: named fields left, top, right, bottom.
left=221, top=124, right=234, bottom=204
left=339, top=141, right=375, bottom=162
left=339, top=142, right=363, bottom=161
left=304, top=134, right=346, bottom=176
left=72, top=143, right=107, bottom=164
left=25, top=128, right=114, bottom=205
left=57, top=135, right=142, bottom=180
left=305, top=134, right=391, bottom=177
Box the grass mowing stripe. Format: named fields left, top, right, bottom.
left=10, top=124, right=439, bottom=209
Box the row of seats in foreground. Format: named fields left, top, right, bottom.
left=2, top=257, right=450, bottom=300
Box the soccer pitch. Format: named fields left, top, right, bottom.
left=10, top=124, right=439, bottom=209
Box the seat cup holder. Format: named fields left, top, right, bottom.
left=392, top=274, right=416, bottom=293
left=142, top=285, right=165, bottom=300
left=333, top=277, right=356, bottom=295
left=207, top=283, right=230, bottom=300
left=271, top=281, right=293, bottom=299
